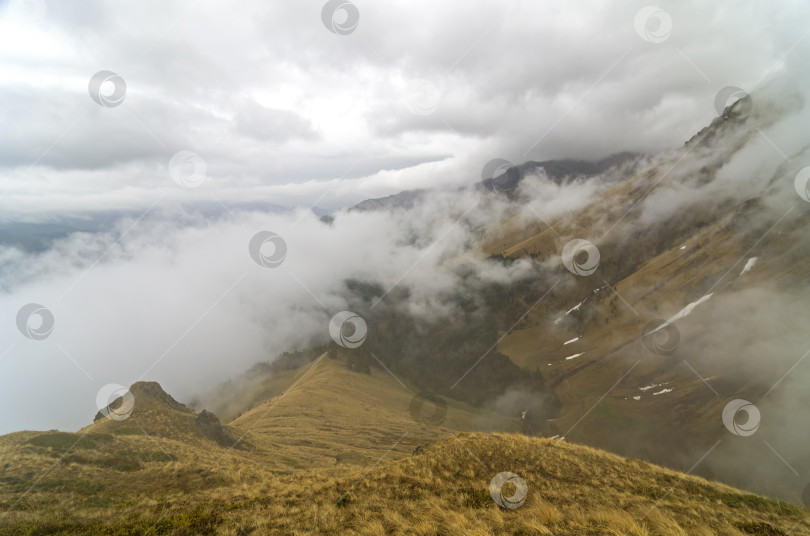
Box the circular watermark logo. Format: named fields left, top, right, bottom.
left=714, top=86, right=753, bottom=119
left=88, top=70, right=127, bottom=108
left=642, top=319, right=680, bottom=356
left=16, top=303, right=54, bottom=340
left=168, top=151, right=207, bottom=188
left=321, top=0, right=359, bottom=35
left=489, top=472, right=528, bottom=509
left=248, top=231, right=287, bottom=268
left=634, top=6, right=672, bottom=44
left=403, top=79, right=441, bottom=116
left=481, top=158, right=513, bottom=192
left=329, top=311, right=367, bottom=348
left=794, top=167, right=810, bottom=202
left=409, top=392, right=447, bottom=425
left=722, top=399, right=760, bottom=437
left=561, top=239, right=600, bottom=276
left=96, top=383, right=135, bottom=421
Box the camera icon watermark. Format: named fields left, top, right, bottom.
left=714, top=86, right=752, bottom=119
left=321, top=0, right=359, bottom=35
left=794, top=167, right=810, bottom=202
left=634, top=6, right=672, bottom=44
left=481, top=158, right=513, bottom=192
left=489, top=471, right=528, bottom=509
left=722, top=399, right=759, bottom=437
left=408, top=392, right=447, bottom=425
left=88, top=70, right=127, bottom=108
left=16, top=303, right=54, bottom=340
left=403, top=79, right=441, bottom=116
left=249, top=231, right=287, bottom=268
left=169, top=151, right=207, bottom=188
left=642, top=319, right=680, bottom=356
left=96, top=384, right=135, bottom=421
left=561, top=239, right=600, bottom=276
left=329, top=311, right=367, bottom=348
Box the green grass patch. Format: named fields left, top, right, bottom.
left=632, top=484, right=667, bottom=500
left=718, top=492, right=803, bottom=515
left=335, top=492, right=354, bottom=508
left=676, top=479, right=803, bottom=515
left=460, top=487, right=491, bottom=508
left=0, top=505, right=223, bottom=535
left=734, top=521, right=788, bottom=536
left=0, top=496, right=58, bottom=511
left=111, top=427, right=143, bottom=436
left=61, top=453, right=141, bottom=472
left=25, top=432, right=113, bottom=454
left=0, top=476, right=105, bottom=495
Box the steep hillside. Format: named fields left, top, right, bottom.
left=474, top=94, right=810, bottom=496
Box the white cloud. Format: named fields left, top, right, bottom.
left=0, top=0, right=808, bottom=216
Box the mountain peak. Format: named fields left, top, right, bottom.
left=88, top=381, right=242, bottom=448
left=128, top=381, right=189, bottom=410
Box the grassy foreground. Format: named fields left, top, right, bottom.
left=1, top=431, right=808, bottom=535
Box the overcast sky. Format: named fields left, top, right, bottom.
left=1, top=0, right=808, bottom=216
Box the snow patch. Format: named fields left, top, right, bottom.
left=564, top=352, right=585, bottom=361
left=639, top=382, right=669, bottom=391
left=680, top=245, right=686, bottom=250
left=667, top=294, right=713, bottom=323
left=632, top=396, right=641, bottom=400
left=740, top=257, right=758, bottom=276
left=565, top=301, right=584, bottom=315
left=563, top=337, right=580, bottom=345
left=653, top=388, right=673, bottom=396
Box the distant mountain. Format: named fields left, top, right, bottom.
left=339, top=152, right=644, bottom=218
left=0, top=200, right=289, bottom=252
left=349, top=188, right=427, bottom=213
left=480, top=151, right=644, bottom=192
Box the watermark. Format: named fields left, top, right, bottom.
left=561, top=239, right=600, bottom=276
left=409, top=392, right=447, bottom=425
left=794, top=167, right=810, bottom=202
left=248, top=231, right=287, bottom=268
left=321, top=0, right=359, bottom=35
left=634, top=6, right=672, bottom=44
left=714, top=86, right=752, bottom=119
left=168, top=151, right=207, bottom=188
left=96, top=384, right=135, bottom=421
left=489, top=472, right=528, bottom=509
left=16, top=303, right=54, bottom=340
left=88, top=70, right=127, bottom=108
left=329, top=311, right=367, bottom=348
left=641, top=319, right=680, bottom=356
left=722, top=399, right=759, bottom=437
left=403, top=79, right=441, bottom=115
left=481, top=158, right=513, bottom=192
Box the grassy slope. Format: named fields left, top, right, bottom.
left=475, top=120, right=810, bottom=470
left=1, top=355, right=808, bottom=535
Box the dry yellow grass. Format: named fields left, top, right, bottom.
left=0, top=354, right=808, bottom=535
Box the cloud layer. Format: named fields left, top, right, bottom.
left=1, top=0, right=809, bottom=216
